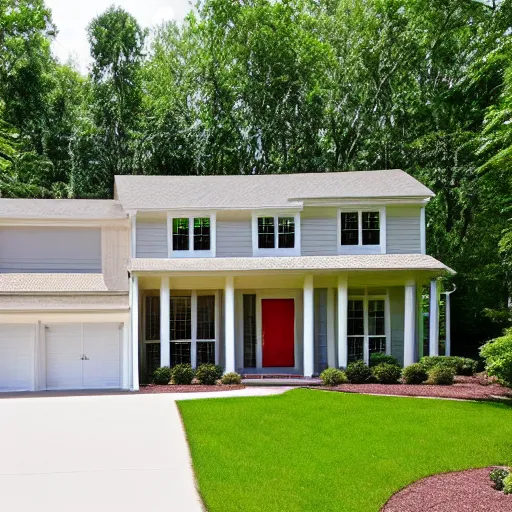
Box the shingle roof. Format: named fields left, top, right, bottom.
left=0, top=294, right=129, bottom=310
left=115, top=170, right=433, bottom=210
left=0, top=199, right=127, bottom=220
left=129, top=254, right=454, bottom=274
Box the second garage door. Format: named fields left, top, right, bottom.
left=46, top=323, right=122, bottom=390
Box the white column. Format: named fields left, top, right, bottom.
left=191, top=291, right=198, bottom=368
left=131, top=275, right=139, bottom=391
left=445, top=292, right=451, bottom=357
left=337, top=275, right=348, bottom=368
left=429, top=279, right=439, bottom=357
left=404, top=281, right=416, bottom=367
left=160, top=276, right=170, bottom=367
left=326, top=288, right=336, bottom=368
left=303, top=275, right=314, bottom=377
left=224, top=276, right=235, bottom=373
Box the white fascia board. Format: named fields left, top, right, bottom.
left=301, top=197, right=431, bottom=207
left=0, top=218, right=129, bottom=227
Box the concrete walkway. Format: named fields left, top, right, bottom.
left=0, top=387, right=290, bottom=511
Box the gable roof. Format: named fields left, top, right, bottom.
left=114, top=170, right=433, bottom=211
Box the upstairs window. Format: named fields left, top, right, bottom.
left=340, top=211, right=381, bottom=247
left=193, top=218, right=210, bottom=251
left=173, top=218, right=189, bottom=251
left=257, top=216, right=296, bottom=249
left=362, top=212, right=380, bottom=245
left=258, top=217, right=275, bottom=249
left=278, top=217, right=295, bottom=248
left=340, top=212, right=359, bottom=245
left=171, top=216, right=213, bottom=254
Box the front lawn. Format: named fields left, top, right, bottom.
left=178, top=389, right=512, bottom=512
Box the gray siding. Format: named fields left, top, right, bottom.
left=301, top=218, right=338, bottom=256
left=387, top=208, right=421, bottom=254
left=389, top=286, right=405, bottom=365
left=216, top=220, right=252, bottom=257
left=136, top=221, right=167, bottom=258
left=0, top=227, right=101, bottom=273
left=314, top=289, right=328, bottom=373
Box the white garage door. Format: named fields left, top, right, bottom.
left=46, top=323, right=122, bottom=390
left=0, top=324, right=35, bottom=391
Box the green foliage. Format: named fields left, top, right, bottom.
left=221, top=372, right=242, bottom=385
left=196, top=363, right=220, bottom=385
left=320, top=368, right=347, bottom=386
left=490, top=468, right=510, bottom=491
left=419, top=356, right=477, bottom=376
left=345, top=361, right=373, bottom=384
left=369, top=353, right=400, bottom=368
left=426, top=366, right=455, bottom=386
left=402, top=363, right=428, bottom=385
left=372, top=363, right=401, bottom=384
left=504, top=473, right=512, bottom=495
left=171, top=363, right=195, bottom=385
left=480, top=330, right=512, bottom=388
left=153, top=366, right=172, bottom=385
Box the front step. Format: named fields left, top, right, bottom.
left=242, top=377, right=322, bottom=387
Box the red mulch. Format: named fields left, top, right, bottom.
left=316, top=376, right=512, bottom=401
left=381, top=467, right=512, bottom=512
left=138, top=384, right=245, bottom=393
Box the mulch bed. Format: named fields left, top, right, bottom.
left=138, top=384, right=245, bottom=394
left=314, top=376, right=512, bottom=401
left=381, top=467, right=512, bottom=512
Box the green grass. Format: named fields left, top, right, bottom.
left=178, top=389, right=512, bottom=512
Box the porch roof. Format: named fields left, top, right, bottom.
left=129, top=254, right=454, bottom=275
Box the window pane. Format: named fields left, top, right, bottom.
left=278, top=217, right=295, bottom=249
left=348, top=300, right=364, bottom=335
left=243, top=294, right=257, bottom=368
left=194, top=218, right=210, bottom=251
left=197, top=342, right=215, bottom=366
left=146, top=343, right=160, bottom=381
left=197, top=295, right=215, bottom=340
left=258, top=217, right=275, bottom=248
left=369, top=337, right=387, bottom=355
left=348, top=337, right=364, bottom=363
left=173, top=218, right=189, bottom=251
left=170, top=296, right=191, bottom=340
left=341, top=212, right=359, bottom=245
left=170, top=342, right=191, bottom=366
left=145, top=296, right=160, bottom=341
left=368, top=300, right=385, bottom=335
left=362, top=212, right=380, bottom=245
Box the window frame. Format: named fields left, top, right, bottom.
left=251, top=211, right=301, bottom=256
left=337, top=207, right=386, bottom=254
left=168, top=212, right=216, bottom=258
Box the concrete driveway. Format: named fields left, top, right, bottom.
left=0, top=393, right=204, bottom=512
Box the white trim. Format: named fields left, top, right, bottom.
left=0, top=219, right=129, bottom=228
left=429, top=279, right=439, bottom=356
left=337, top=275, right=348, bottom=368
left=404, top=281, right=416, bottom=366
left=160, top=276, right=170, bottom=367
left=380, top=207, right=387, bottom=254
left=251, top=212, right=301, bottom=257
left=190, top=291, right=198, bottom=368
left=301, top=197, right=431, bottom=207
left=122, top=321, right=130, bottom=389
left=337, top=207, right=385, bottom=255
left=224, top=276, right=235, bottom=373
left=168, top=212, right=216, bottom=258
left=131, top=276, right=139, bottom=391
left=303, top=275, right=314, bottom=377
left=130, top=214, right=137, bottom=259
left=385, top=291, right=391, bottom=356
left=214, top=290, right=220, bottom=366
left=326, top=287, right=336, bottom=368
left=420, top=207, right=426, bottom=255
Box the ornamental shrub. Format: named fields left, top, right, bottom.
left=320, top=368, right=347, bottom=386
left=457, top=357, right=478, bottom=376
left=490, top=468, right=510, bottom=491
left=221, top=372, right=242, bottom=385
left=372, top=363, right=401, bottom=384
left=171, top=364, right=194, bottom=385
left=345, top=360, right=372, bottom=384
left=503, top=473, right=512, bottom=494
left=369, top=353, right=400, bottom=367
left=426, top=366, right=455, bottom=385
left=153, top=366, right=172, bottom=385
left=420, top=356, right=478, bottom=376
left=480, top=330, right=512, bottom=388
left=195, top=363, right=220, bottom=385
left=214, top=364, right=224, bottom=381
left=402, top=363, right=428, bottom=384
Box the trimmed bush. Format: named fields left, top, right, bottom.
left=490, top=468, right=510, bottom=491
left=504, top=473, right=512, bottom=494
left=195, top=363, right=220, bottom=385
left=320, top=368, right=347, bottom=386
left=480, top=330, right=512, bottom=388
left=345, top=360, right=373, bottom=384
left=214, top=364, right=224, bottom=381
left=402, top=363, right=428, bottom=384
left=372, top=363, right=401, bottom=384
left=426, top=366, right=455, bottom=385
left=419, top=355, right=478, bottom=376
left=221, top=372, right=242, bottom=385
left=153, top=366, right=172, bottom=385
left=457, top=357, right=478, bottom=376
left=171, top=363, right=194, bottom=385
left=369, top=353, right=400, bottom=367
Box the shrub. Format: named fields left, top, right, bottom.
left=221, top=372, right=242, bottom=385
left=480, top=330, right=512, bottom=388
left=490, top=468, right=510, bottom=491
left=320, top=368, right=347, bottom=386
left=345, top=360, right=373, bottom=384
left=369, top=353, right=400, bottom=367
left=457, top=357, right=478, bottom=376
left=214, top=364, right=224, bottom=381
left=426, top=366, right=455, bottom=385
left=402, top=363, right=428, bottom=384
left=372, top=363, right=401, bottom=384
left=420, top=356, right=478, bottom=376
left=153, top=366, right=172, bottom=385
left=171, top=363, right=194, bottom=385
left=504, top=473, right=512, bottom=494
left=195, top=363, right=220, bottom=385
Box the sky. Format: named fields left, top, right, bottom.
left=46, top=0, right=193, bottom=73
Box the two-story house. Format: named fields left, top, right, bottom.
left=0, top=170, right=452, bottom=392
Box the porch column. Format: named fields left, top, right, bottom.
left=131, top=275, right=139, bottom=391
left=429, top=279, right=439, bottom=357
left=326, top=288, right=336, bottom=368
left=404, top=280, right=416, bottom=367
left=303, top=275, right=314, bottom=377
left=160, top=276, right=170, bottom=367
left=337, top=275, right=348, bottom=368
left=224, top=276, right=236, bottom=373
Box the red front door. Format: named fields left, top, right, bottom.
left=262, top=299, right=295, bottom=367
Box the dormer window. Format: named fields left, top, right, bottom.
left=169, top=214, right=216, bottom=257
left=252, top=212, right=301, bottom=256
left=338, top=208, right=385, bottom=254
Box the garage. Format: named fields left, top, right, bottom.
left=0, top=324, right=35, bottom=391
left=45, top=323, right=122, bottom=390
